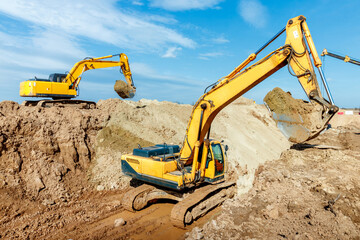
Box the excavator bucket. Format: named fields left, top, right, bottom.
left=264, top=87, right=327, bottom=143
left=114, top=80, right=136, bottom=99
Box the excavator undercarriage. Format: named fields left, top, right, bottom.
left=21, top=99, right=97, bottom=109
left=122, top=181, right=236, bottom=228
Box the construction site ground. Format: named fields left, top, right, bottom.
left=0, top=98, right=359, bottom=239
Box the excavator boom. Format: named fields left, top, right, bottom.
left=66, top=53, right=136, bottom=98
left=179, top=15, right=338, bottom=163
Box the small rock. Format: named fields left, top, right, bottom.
left=33, top=173, right=45, bottom=192
left=114, top=218, right=126, bottom=227
left=96, top=185, right=105, bottom=191
left=287, top=200, right=302, bottom=213
left=43, top=199, right=55, bottom=206
left=268, top=208, right=279, bottom=219
left=190, top=227, right=204, bottom=239
left=110, top=182, right=118, bottom=189
left=304, top=233, right=313, bottom=240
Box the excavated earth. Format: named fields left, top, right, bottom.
left=264, top=87, right=327, bottom=143
left=186, top=114, right=360, bottom=240
left=0, top=97, right=359, bottom=239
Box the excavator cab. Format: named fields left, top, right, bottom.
left=204, top=142, right=225, bottom=180
left=49, top=73, right=67, bottom=83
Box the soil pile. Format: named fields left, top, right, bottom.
left=187, top=121, right=360, bottom=239
left=114, top=80, right=133, bottom=99
left=330, top=111, right=360, bottom=129
left=89, top=97, right=289, bottom=192
left=0, top=97, right=289, bottom=239
left=0, top=101, right=107, bottom=231
left=1, top=96, right=359, bottom=239
left=264, top=87, right=325, bottom=143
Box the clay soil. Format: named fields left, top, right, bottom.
left=0, top=98, right=359, bottom=240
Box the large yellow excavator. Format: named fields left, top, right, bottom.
left=120, top=15, right=338, bottom=228
left=19, top=53, right=136, bottom=107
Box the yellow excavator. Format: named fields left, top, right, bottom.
left=120, top=15, right=338, bottom=228
left=19, top=53, right=136, bottom=108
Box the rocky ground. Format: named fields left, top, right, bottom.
left=0, top=98, right=359, bottom=239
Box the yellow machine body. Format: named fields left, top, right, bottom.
left=20, top=80, right=77, bottom=98
left=121, top=140, right=225, bottom=190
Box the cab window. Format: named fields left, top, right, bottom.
left=211, top=143, right=224, bottom=175
left=211, top=143, right=223, bottom=162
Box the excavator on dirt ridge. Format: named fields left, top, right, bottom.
left=120, top=15, right=339, bottom=228
left=322, top=49, right=360, bottom=66
left=19, top=53, right=136, bottom=108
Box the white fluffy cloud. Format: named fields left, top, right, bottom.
left=149, top=0, right=224, bottom=11
left=0, top=30, right=76, bottom=70
left=238, top=0, right=268, bottom=28
left=0, top=0, right=195, bottom=50
left=162, top=47, right=182, bottom=58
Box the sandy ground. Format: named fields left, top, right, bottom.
left=0, top=98, right=359, bottom=239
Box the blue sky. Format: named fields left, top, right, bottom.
left=0, top=0, right=359, bottom=108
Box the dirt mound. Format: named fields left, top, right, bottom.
left=264, top=87, right=325, bottom=143
left=88, top=97, right=289, bottom=191
left=2, top=96, right=359, bottom=239
left=330, top=112, right=360, bottom=129
left=187, top=123, right=360, bottom=239
left=0, top=101, right=107, bottom=203
left=0, top=97, right=290, bottom=239
left=306, top=123, right=360, bottom=151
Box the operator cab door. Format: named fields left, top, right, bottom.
left=211, top=143, right=225, bottom=176
left=204, top=142, right=225, bottom=181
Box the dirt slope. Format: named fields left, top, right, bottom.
left=186, top=121, right=360, bottom=239
left=0, top=101, right=106, bottom=202
left=89, top=97, right=289, bottom=192
left=0, top=97, right=289, bottom=239
left=1, top=97, right=359, bottom=240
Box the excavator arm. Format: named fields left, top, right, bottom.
left=180, top=16, right=338, bottom=168
left=65, top=53, right=136, bottom=98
